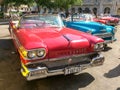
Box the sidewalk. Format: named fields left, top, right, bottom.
left=0, top=18, right=9, bottom=25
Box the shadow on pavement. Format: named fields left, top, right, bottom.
left=0, top=38, right=14, bottom=50
left=0, top=72, right=95, bottom=90
left=103, top=46, right=112, bottom=52
left=0, top=38, right=22, bottom=90
left=104, top=64, right=120, bottom=78
left=117, top=88, right=120, bottom=90
left=28, top=73, right=95, bottom=90
left=0, top=38, right=20, bottom=72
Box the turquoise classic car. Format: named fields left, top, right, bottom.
left=64, top=14, right=117, bottom=48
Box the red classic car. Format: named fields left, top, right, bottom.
left=94, top=15, right=119, bottom=26
left=9, top=14, right=104, bottom=80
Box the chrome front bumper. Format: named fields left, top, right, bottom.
left=94, top=33, right=112, bottom=39
left=107, top=22, right=117, bottom=26
left=104, top=38, right=116, bottom=44
left=21, top=54, right=104, bottom=81
left=94, top=33, right=116, bottom=44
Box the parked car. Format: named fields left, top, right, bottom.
left=9, top=14, right=104, bottom=80
left=94, top=14, right=119, bottom=26
left=111, top=15, right=120, bottom=19
left=111, top=15, right=120, bottom=24
left=64, top=14, right=117, bottom=48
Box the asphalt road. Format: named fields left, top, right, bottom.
left=0, top=24, right=120, bottom=90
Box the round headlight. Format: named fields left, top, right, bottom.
left=99, top=44, right=104, bottom=48
left=94, top=43, right=104, bottom=51
left=37, top=49, right=45, bottom=57
left=94, top=44, right=99, bottom=50
left=113, top=28, right=117, bottom=33
left=27, top=51, right=36, bottom=58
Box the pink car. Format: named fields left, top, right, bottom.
left=94, top=15, right=119, bottom=26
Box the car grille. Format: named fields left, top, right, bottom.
left=55, top=48, right=88, bottom=56
left=27, top=53, right=97, bottom=71
left=48, top=48, right=91, bottom=58
left=94, top=33, right=112, bottom=38
left=109, top=20, right=115, bottom=23
left=99, top=29, right=106, bottom=33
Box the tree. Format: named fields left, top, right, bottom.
left=34, top=0, right=53, bottom=12
left=0, top=0, right=83, bottom=13
left=52, top=0, right=82, bottom=10
left=33, top=0, right=83, bottom=13
left=0, top=0, right=34, bottom=12
left=53, top=0, right=83, bottom=17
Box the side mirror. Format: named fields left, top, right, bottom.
left=12, top=21, right=19, bottom=29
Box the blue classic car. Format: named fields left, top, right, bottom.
left=64, top=14, right=117, bottom=47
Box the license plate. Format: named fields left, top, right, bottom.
left=64, top=66, right=81, bottom=75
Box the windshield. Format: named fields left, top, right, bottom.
left=19, top=14, right=64, bottom=28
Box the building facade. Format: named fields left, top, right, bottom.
left=72, top=0, right=120, bottom=15
left=2, top=0, right=119, bottom=16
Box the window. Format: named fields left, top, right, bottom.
left=104, top=7, right=110, bottom=14
left=84, top=0, right=89, bottom=3
left=93, top=8, right=97, bottom=15
left=71, top=8, right=75, bottom=13
left=78, top=8, right=82, bottom=13
left=107, top=0, right=112, bottom=2
left=84, top=8, right=91, bottom=13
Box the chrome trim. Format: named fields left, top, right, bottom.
left=94, top=42, right=104, bottom=51
left=26, top=59, right=49, bottom=65
left=94, top=33, right=112, bottom=38
left=113, top=27, right=117, bottom=33
left=94, top=33, right=116, bottom=44
left=24, top=53, right=104, bottom=81
left=100, top=29, right=106, bottom=33
left=90, top=54, right=104, bottom=66
left=107, top=22, right=117, bottom=26
left=27, top=48, right=47, bottom=60
left=49, top=52, right=95, bottom=61
left=19, top=47, right=47, bottom=60
left=104, top=39, right=116, bottom=44
left=25, top=52, right=96, bottom=65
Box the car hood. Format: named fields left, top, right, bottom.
left=101, top=17, right=118, bottom=20
left=17, top=27, right=92, bottom=58
left=66, top=21, right=108, bottom=34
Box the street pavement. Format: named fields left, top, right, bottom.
left=0, top=24, right=120, bottom=90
